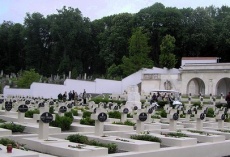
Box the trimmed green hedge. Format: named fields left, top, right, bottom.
left=130, top=134, right=161, bottom=143
left=0, top=123, right=25, bottom=132
left=67, top=134, right=117, bottom=154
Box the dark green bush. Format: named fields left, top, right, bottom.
left=82, top=111, right=92, bottom=118
left=160, top=109, right=167, bottom=118
left=49, top=106, right=54, bottom=114
left=71, top=109, right=78, bottom=116
left=192, top=102, right=201, bottom=109
left=25, top=109, right=40, bottom=118
left=67, top=134, right=89, bottom=144
left=0, top=123, right=25, bottom=132
left=108, top=111, right=121, bottom=119
left=88, top=140, right=117, bottom=154
left=215, top=103, right=226, bottom=108
left=64, top=111, right=74, bottom=121
left=90, top=98, right=126, bottom=105
left=112, top=120, right=135, bottom=126
left=180, top=114, right=185, bottom=118
left=0, top=138, right=16, bottom=147
left=167, top=132, right=188, bottom=138
left=0, top=119, right=6, bottom=123
left=50, top=114, right=73, bottom=131
left=127, top=113, right=133, bottom=118
left=151, top=115, right=161, bottom=119
left=80, top=117, right=95, bottom=126
left=67, top=134, right=117, bottom=154
left=130, top=134, right=161, bottom=143
left=206, top=108, right=214, bottom=117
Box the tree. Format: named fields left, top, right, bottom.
left=120, top=28, right=153, bottom=76
left=159, top=35, right=177, bottom=69
left=17, top=69, right=41, bottom=88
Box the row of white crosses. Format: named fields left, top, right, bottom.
left=89, top=101, right=156, bottom=135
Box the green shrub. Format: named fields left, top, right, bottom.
left=206, top=108, right=214, bottom=117
left=151, top=115, right=161, bottom=119
left=82, top=111, right=92, bottom=118
left=80, top=117, right=95, bottom=126
left=50, top=114, right=73, bottom=131
left=166, top=132, right=188, bottom=138
left=84, top=106, right=89, bottom=110
left=215, top=103, right=226, bottom=108
left=160, top=109, right=167, bottom=118
left=71, top=109, right=78, bottom=116
left=88, top=140, right=117, bottom=154
left=130, top=134, right=161, bottom=143
left=192, top=102, right=201, bottom=109
left=0, top=138, right=17, bottom=147
left=0, top=119, right=6, bottom=123
left=112, top=120, right=135, bottom=126
left=49, top=106, right=54, bottom=114
left=180, top=114, right=185, bottom=118
left=25, top=109, right=40, bottom=118
left=0, top=123, right=25, bottom=132
left=127, top=113, right=133, bottom=118
left=108, top=111, right=121, bottom=119
left=67, top=134, right=117, bottom=154
left=64, top=111, right=74, bottom=121
left=67, top=134, right=89, bottom=144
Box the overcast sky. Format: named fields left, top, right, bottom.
left=1, top=0, right=230, bottom=24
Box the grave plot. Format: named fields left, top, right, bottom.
left=2, top=92, right=230, bottom=157
left=0, top=144, right=39, bottom=157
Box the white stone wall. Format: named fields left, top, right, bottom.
left=121, top=70, right=143, bottom=92
left=95, top=78, right=121, bottom=94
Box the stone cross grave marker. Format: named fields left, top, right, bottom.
left=133, top=109, right=148, bottom=134
left=91, top=108, right=108, bottom=136
left=58, top=106, right=67, bottom=116
left=215, top=107, right=227, bottom=129
left=5, top=101, right=12, bottom=115
left=18, top=104, right=28, bottom=123
left=34, top=110, right=55, bottom=139
left=119, top=105, right=129, bottom=123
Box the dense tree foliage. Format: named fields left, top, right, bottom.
left=159, top=35, right=177, bottom=69
left=1, top=4, right=230, bottom=79
left=17, top=69, right=41, bottom=88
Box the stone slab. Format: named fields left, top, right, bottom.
left=104, top=124, right=133, bottom=131
left=0, top=128, right=12, bottom=136
left=87, top=135, right=160, bottom=152
left=0, top=144, right=39, bottom=157
left=20, top=137, right=108, bottom=157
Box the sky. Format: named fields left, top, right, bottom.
left=1, top=0, right=230, bottom=24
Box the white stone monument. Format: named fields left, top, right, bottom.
left=125, top=85, right=142, bottom=110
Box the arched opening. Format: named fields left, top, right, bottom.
left=216, top=78, right=230, bottom=96
left=187, top=78, right=205, bottom=96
